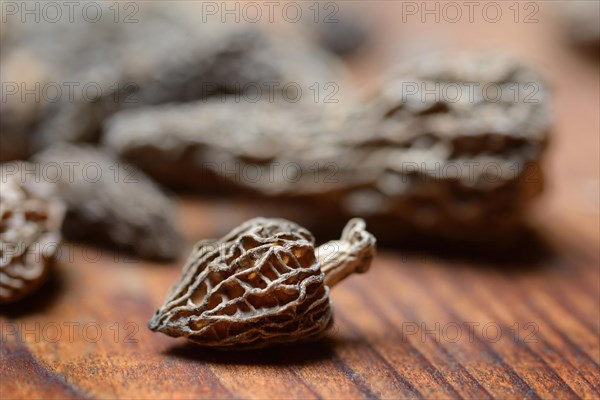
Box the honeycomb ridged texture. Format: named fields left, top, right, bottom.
left=149, top=218, right=375, bottom=349
left=0, top=163, right=64, bottom=303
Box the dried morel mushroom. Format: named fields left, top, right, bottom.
left=1, top=2, right=345, bottom=157
left=0, top=163, right=65, bottom=303
left=337, top=50, right=552, bottom=238
left=103, top=99, right=346, bottom=194
left=105, top=51, right=551, bottom=242
left=32, top=144, right=182, bottom=261
left=149, top=218, right=375, bottom=349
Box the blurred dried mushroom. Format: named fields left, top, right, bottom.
left=103, top=100, right=346, bottom=194
left=1, top=163, right=65, bottom=303
left=149, top=217, right=375, bottom=349
left=32, top=144, right=181, bottom=260
left=0, top=2, right=346, bottom=160
left=104, top=51, right=551, bottom=242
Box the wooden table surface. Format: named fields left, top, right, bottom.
left=1, top=2, right=599, bottom=399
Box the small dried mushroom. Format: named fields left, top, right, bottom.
left=32, top=144, right=182, bottom=260
left=149, top=217, right=375, bottom=349
left=0, top=163, right=65, bottom=303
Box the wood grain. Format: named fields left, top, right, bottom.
left=1, top=2, right=599, bottom=399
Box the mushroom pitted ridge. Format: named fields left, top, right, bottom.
left=149, top=217, right=375, bottom=349
left=0, top=163, right=65, bottom=303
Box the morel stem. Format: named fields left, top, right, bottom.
left=317, top=218, right=376, bottom=288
